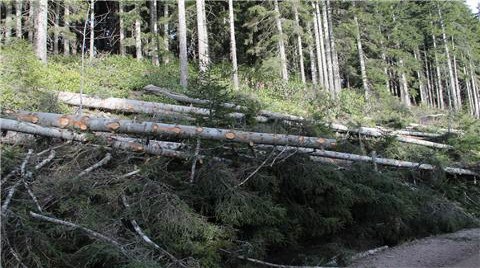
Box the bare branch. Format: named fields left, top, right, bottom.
left=76, top=153, right=112, bottom=179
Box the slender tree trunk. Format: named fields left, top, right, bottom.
left=432, top=34, right=444, bottom=109
left=118, top=1, right=125, bottom=56
left=307, top=22, right=318, bottom=86
left=414, top=49, right=426, bottom=104
left=274, top=0, right=288, bottom=81
left=150, top=0, right=159, bottom=65
left=228, top=0, right=239, bottom=89
left=163, top=3, right=169, bottom=64
left=293, top=1, right=305, bottom=83
left=398, top=58, right=411, bottom=107
left=5, top=1, right=12, bottom=41
left=196, top=0, right=209, bottom=72
left=379, top=35, right=389, bottom=92
left=354, top=14, right=369, bottom=100
left=35, top=0, right=47, bottom=63
left=28, top=0, right=34, bottom=41
left=321, top=1, right=334, bottom=93
left=89, top=0, right=95, bottom=59
left=15, top=0, right=22, bottom=38
left=326, top=0, right=341, bottom=95
left=178, top=0, right=188, bottom=87
left=468, top=58, right=480, bottom=118
left=464, top=66, right=474, bottom=116
left=135, top=3, right=142, bottom=60
left=438, top=6, right=458, bottom=111
left=64, top=2, right=70, bottom=55
left=451, top=39, right=462, bottom=109
left=54, top=2, right=60, bottom=54
left=424, top=50, right=433, bottom=107
left=312, top=2, right=326, bottom=89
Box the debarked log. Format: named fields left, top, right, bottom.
left=5, top=111, right=337, bottom=149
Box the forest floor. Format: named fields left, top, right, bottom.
left=349, top=228, right=480, bottom=268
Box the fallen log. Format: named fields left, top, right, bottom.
left=5, top=111, right=337, bottom=149
left=57, top=91, right=269, bottom=122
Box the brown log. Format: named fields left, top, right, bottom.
left=5, top=111, right=337, bottom=149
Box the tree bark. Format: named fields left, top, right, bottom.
left=307, top=22, right=318, bottom=86
left=54, top=1, right=60, bottom=54
left=5, top=1, right=12, bottom=41
left=34, top=0, right=47, bottom=63
left=135, top=3, right=142, bottom=60
left=6, top=111, right=337, bottom=150
left=312, top=2, right=326, bottom=89
left=414, top=49, right=426, bottom=104
left=89, top=0, right=95, bottom=60
left=321, top=1, right=334, bottom=93
left=228, top=0, right=239, bottom=89
left=274, top=0, right=288, bottom=81
left=196, top=0, right=209, bottom=73
left=451, top=39, right=462, bottom=109
left=15, top=0, right=22, bottom=38
left=326, top=0, right=341, bottom=95
left=150, top=0, right=159, bottom=65
left=432, top=33, right=445, bottom=109
left=163, top=3, right=169, bottom=64
left=64, top=2, right=70, bottom=56
left=28, top=0, right=34, bottom=42
left=178, top=0, right=188, bottom=87
left=354, top=13, right=369, bottom=100
left=119, top=1, right=125, bottom=56
left=293, top=1, right=305, bottom=83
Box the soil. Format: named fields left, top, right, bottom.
left=349, top=228, right=480, bottom=268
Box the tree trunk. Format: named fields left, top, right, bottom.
left=119, top=1, right=125, bottom=56
left=228, top=0, right=239, bottom=89
left=135, top=3, right=142, bottom=60
left=464, top=66, right=474, bottom=116
left=398, top=58, right=411, bottom=107
left=293, top=1, right=305, bottom=83
left=89, top=0, right=95, bottom=60
left=163, top=3, right=169, bottom=64
left=15, top=0, right=22, bottom=38
left=354, top=14, right=369, bottom=100
left=64, top=2, right=70, bottom=56
left=196, top=0, right=209, bottom=72
left=468, top=58, right=480, bottom=118
left=7, top=111, right=337, bottom=150
left=34, top=0, right=47, bottom=63
left=432, top=33, right=445, bottom=109
left=150, top=0, right=159, bottom=65
left=321, top=1, right=334, bottom=93
left=178, top=0, right=188, bottom=87
left=451, top=39, right=462, bottom=109
left=274, top=0, right=288, bottom=81
left=54, top=1, right=60, bottom=54
left=5, top=1, right=12, bottom=41
left=423, top=50, right=433, bottom=107
left=414, top=49, right=426, bottom=104
left=312, top=2, right=326, bottom=89
left=28, top=0, right=34, bottom=41
left=326, top=0, right=341, bottom=95
left=438, top=6, right=458, bottom=111
left=307, top=22, right=318, bottom=86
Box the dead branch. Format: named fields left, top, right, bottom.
left=190, top=138, right=201, bottom=183
left=76, top=153, right=112, bottom=178
left=1, top=149, right=33, bottom=215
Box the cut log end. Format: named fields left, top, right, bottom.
left=106, top=122, right=120, bottom=131
left=59, top=117, right=70, bottom=128
left=225, top=132, right=236, bottom=140
left=18, top=114, right=39, bottom=124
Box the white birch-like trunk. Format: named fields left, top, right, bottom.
left=312, top=3, right=325, bottom=89
left=196, top=0, right=209, bottom=72
left=89, top=0, right=95, bottom=60
left=228, top=0, right=239, bottom=89
left=5, top=1, right=12, bottom=41
left=119, top=1, right=125, bottom=56
left=451, top=40, right=462, bottom=109
left=178, top=0, right=188, bottom=87
left=135, top=3, right=142, bottom=60
left=399, top=58, right=411, bottom=107
left=432, top=34, right=444, bottom=109
left=438, top=7, right=458, bottom=111
left=28, top=0, right=34, bottom=41
left=64, top=2, right=70, bottom=56
left=414, top=49, right=426, bottom=104
left=274, top=0, right=288, bottom=81
left=326, top=0, right=341, bottom=95
left=354, top=15, right=369, bottom=100
left=15, top=0, right=22, bottom=38
left=54, top=1, right=60, bottom=54
left=35, top=0, right=47, bottom=63
left=307, top=22, right=318, bottom=86
left=321, top=1, right=334, bottom=93
left=163, top=4, right=169, bottom=64
left=150, top=0, right=159, bottom=66
left=464, top=66, right=474, bottom=116
left=293, top=1, right=305, bottom=83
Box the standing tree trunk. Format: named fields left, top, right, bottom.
left=307, top=22, right=318, bottom=86
left=150, top=0, right=159, bottom=65
left=354, top=12, right=369, bottom=100
left=321, top=1, right=334, bottom=93
left=414, top=48, right=426, bottom=104
left=274, top=0, right=288, bottom=81
left=119, top=1, right=125, bottom=56
left=54, top=1, right=60, bottom=54
left=89, top=0, right=95, bottom=60
left=196, top=0, right=209, bottom=73
left=64, top=2, right=70, bottom=55
left=398, top=58, right=411, bottom=107
left=228, top=0, right=239, bottom=89
left=451, top=39, right=462, bottom=109
left=438, top=6, right=458, bottom=111
left=326, top=0, right=341, bottom=95
left=28, top=1, right=34, bottom=41
left=424, top=50, right=433, bottom=107
left=313, top=2, right=326, bottom=89
left=163, top=3, right=169, bottom=64
left=178, top=0, right=188, bottom=87
left=135, top=3, right=142, bottom=60
left=5, top=1, right=12, bottom=41
left=468, top=58, right=480, bottom=118
left=15, top=0, right=22, bottom=38
left=35, top=0, right=47, bottom=63
left=293, top=1, right=305, bottom=83
left=432, top=33, right=444, bottom=109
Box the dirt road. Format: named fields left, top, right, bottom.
left=349, top=228, right=480, bottom=268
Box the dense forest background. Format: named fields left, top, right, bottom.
left=1, top=1, right=480, bottom=267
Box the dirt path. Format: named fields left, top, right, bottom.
left=349, top=228, right=480, bottom=268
